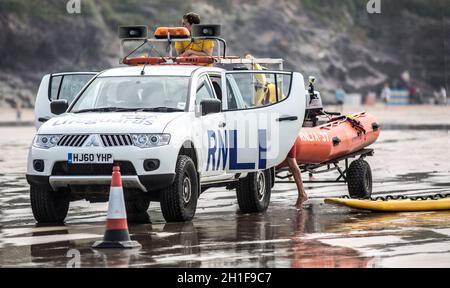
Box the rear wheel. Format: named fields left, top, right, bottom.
left=160, top=156, right=198, bottom=222
left=236, top=169, right=272, bottom=213
left=347, top=159, right=372, bottom=199
left=30, top=185, right=70, bottom=224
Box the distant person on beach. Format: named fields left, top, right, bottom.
left=381, top=83, right=391, bottom=104
left=409, top=84, right=421, bottom=104
left=335, top=88, right=346, bottom=106
left=441, top=86, right=447, bottom=105
left=399, top=71, right=410, bottom=90
left=335, top=88, right=346, bottom=112
left=15, top=102, right=22, bottom=123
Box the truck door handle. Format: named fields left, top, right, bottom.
left=219, top=122, right=226, bottom=128
left=277, top=116, right=298, bottom=122
left=38, top=117, right=50, bottom=123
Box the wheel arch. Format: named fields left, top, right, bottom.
left=178, top=140, right=199, bottom=171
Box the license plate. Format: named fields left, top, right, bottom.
left=68, top=153, right=113, bottom=164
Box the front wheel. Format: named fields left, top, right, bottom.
left=236, top=169, right=272, bottom=213
left=160, top=156, right=199, bottom=222
left=30, top=185, right=70, bottom=224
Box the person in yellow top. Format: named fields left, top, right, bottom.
left=175, top=13, right=215, bottom=57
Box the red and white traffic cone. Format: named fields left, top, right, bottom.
left=93, top=166, right=141, bottom=249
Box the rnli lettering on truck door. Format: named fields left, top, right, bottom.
left=206, top=129, right=267, bottom=171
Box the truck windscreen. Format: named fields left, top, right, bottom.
left=70, top=76, right=190, bottom=113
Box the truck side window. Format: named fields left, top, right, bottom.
left=50, top=76, right=63, bottom=100
left=209, top=76, right=222, bottom=101
left=224, top=72, right=292, bottom=110
left=196, top=77, right=215, bottom=104
left=226, top=79, right=238, bottom=110
left=50, top=74, right=95, bottom=104
left=223, top=74, right=248, bottom=110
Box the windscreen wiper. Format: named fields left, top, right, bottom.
left=133, top=107, right=184, bottom=112
left=73, top=107, right=138, bottom=114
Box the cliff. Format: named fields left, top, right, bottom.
left=0, top=0, right=448, bottom=107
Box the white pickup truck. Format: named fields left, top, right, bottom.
left=27, top=60, right=306, bottom=224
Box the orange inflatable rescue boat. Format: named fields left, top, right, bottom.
left=276, top=75, right=381, bottom=167
left=295, top=112, right=380, bottom=164
left=276, top=77, right=379, bottom=199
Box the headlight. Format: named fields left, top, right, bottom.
left=131, top=134, right=170, bottom=148
left=33, top=135, right=61, bottom=149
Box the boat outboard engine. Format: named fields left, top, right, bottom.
left=304, top=76, right=324, bottom=127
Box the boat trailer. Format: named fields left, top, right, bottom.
left=276, top=148, right=375, bottom=198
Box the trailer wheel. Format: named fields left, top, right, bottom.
left=347, top=159, right=372, bottom=199
left=160, top=156, right=198, bottom=222
left=30, top=185, right=70, bottom=224
left=236, top=169, right=272, bottom=213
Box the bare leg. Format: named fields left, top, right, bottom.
left=286, top=157, right=308, bottom=209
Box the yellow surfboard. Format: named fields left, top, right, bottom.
left=325, top=198, right=450, bottom=212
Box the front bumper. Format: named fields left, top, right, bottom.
left=26, top=174, right=175, bottom=192
left=27, top=145, right=179, bottom=192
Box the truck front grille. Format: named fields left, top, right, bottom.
left=57, top=135, right=89, bottom=147
left=52, top=161, right=137, bottom=176
left=100, top=135, right=133, bottom=147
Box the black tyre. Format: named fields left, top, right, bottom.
left=347, top=159, right=372, bottom=199
left=125, top=195, right=151, bottom=214
left=30, top=185, right=70, bottom=224
left=236, top=169, right=272, bottom=213
left=160, top=156, right=199, bottom=222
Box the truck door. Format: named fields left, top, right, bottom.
left=221, top=71, right=306, bottom=173
left=194, top=75, right=228, bottom=178
left=34, top=72, right=97, bottom=129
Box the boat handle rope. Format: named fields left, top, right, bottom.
left=345, top=115, right=366, bottom=135
left=328, top=115, right=367, bottom=135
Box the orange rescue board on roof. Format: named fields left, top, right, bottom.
left=293, top=112, right=380, bottom=165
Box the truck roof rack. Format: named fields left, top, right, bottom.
left=119, top=25, right=285, bottom=70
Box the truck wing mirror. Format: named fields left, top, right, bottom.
left=50, top=99, right=69, bottom=115
left=200, top=99, right=222, bottom=116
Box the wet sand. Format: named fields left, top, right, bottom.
left=0, top=113, right=449, bottom=267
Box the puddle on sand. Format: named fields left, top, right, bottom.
left=396, top=172, right=439, bottom=182
left=432, top=183, right=450, bottom=187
